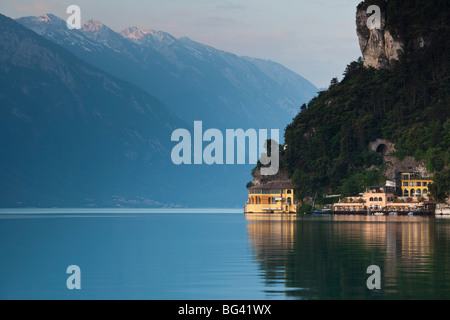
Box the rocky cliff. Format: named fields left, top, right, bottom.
left=355, top=0, right=442, bottom=70
left=356, top=3, right=404, bottom=69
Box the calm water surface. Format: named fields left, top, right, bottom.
left=0, top=209, right=449, bottom=300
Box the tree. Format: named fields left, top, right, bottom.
left=429, top=168, right=450, bottom=203
left=329, top=78, right=339, bottom=88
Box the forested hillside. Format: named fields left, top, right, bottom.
left=280, top=0, right=449, bottom=202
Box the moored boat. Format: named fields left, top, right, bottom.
left=307, top=210, right=327, bottom=215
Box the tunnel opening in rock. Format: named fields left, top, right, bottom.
left=376, top=144, right=388, bottom=156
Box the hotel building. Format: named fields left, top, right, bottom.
left=399, top=172, right=433, bottom=198
left=334, top=183, right=434, bottom=213
left=245, top=181, right=298, bottom=214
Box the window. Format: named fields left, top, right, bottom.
left=272, top=189, right=281, bottom=194
left=410, top=182, right=416, bottom=187
left=287, top=190, right=292, bottom=194
left=423, top=189, right=428, bottom=197
left=403, top=175, right=409, bottom=180
left=423, top=182, right=428, bottom=186
left=379, top=197, right=383, bottom=202
left=416, top=189, right=422, bottom=197
left=403, top=182, right=409, bottom=187
left=370, top=197, right=374, bottom=201
left=417, top=182, right=422, bottom=187
left=411, top=189, right=415, bottom=197
left=404, top=189, right=409, bottom=197
left=263, top=190, right=271, bottom=194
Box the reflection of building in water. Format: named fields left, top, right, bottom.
left=246, top=215, right=437, bottom=299
left=246, top=214, right=298, bottom=293
left=383, top=218, right=433, bottom=294
left=246, top=214, right=297, bottom=255
left=400, top=221, right=431, bottom=262
left=331, top=215, right=387, bottom=245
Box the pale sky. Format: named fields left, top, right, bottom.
left=0, top=0, right=363, bottom=88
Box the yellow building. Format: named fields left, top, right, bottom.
left=365, top=186, right=396, bottom=211
left=333, top=184, right=436, bottom=213
left=400, top=172, right=433, bottom=198
left=245, top=181, right=297, bottom=214
left=334, top=186, right=396, bottom=212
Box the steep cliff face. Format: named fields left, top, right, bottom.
left=355, top=0, right=444, bottom=70
left=356, top=5, right=404, bottom=69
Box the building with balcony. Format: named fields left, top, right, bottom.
left=399, top=172, right=433, bottom=198
left=245, top=181, right=297, bottom=214
left=333, top=184, right=435, bottom=214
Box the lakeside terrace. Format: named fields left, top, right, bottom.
left=333, top=186, right=435, bottom=214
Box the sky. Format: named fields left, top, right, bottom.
left=0, top=0, right=363, bottom=88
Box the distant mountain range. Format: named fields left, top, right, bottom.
left=0, top=13, right=191, bottom=207
left=17, top=14, right=318, bottom=131
left=1, top=12, right=318, bottom=208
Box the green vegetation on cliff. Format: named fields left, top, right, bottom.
left=280, top=0, right=449, bottom=201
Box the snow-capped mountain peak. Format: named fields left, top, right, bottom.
left=121, top=26, right=177, bottom=46
left=121, top=26, right=147, bottom=39
left=15, top=13, right=318, bottom=133
left=82, top=19, right=107, bottom=32
left=39, top=13, right=60, bottom=23
left=17, top=14, right=104, bottom=53
left=17, top=13, right=65, bottom=30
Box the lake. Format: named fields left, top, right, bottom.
left=1, top=209, right=449, bottom=300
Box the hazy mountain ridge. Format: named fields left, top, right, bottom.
left=17, top=14, right=318, bottom=131
left=1, top=12, right=321, bottom=208
left=0, top=13, right=187, bottom=207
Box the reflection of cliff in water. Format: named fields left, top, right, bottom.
left=246, top=214, right=450, bottom=299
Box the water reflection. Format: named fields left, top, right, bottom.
left=246, top=214, right=450, bottom=299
